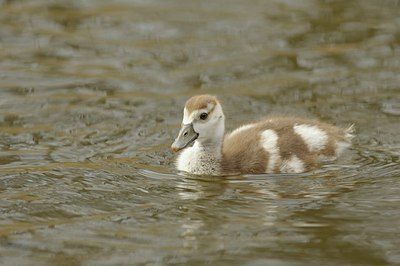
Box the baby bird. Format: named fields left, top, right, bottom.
left=171, top=95, right=354, bottom=176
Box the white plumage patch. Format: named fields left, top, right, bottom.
left=336, top=124, right=354, bottom=155
left=335, top=141, right=351, bottom=156
left=182, top=108, right=191, bottom=124
left=293, top=124, right=328, bottom=152
left=176, top=142, right=220, bottom=175
left=261, top=129, right=280, bottom=173
left=280, top=155, right=305, bottom=173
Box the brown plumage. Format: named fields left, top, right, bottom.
left=221, top=117, right=352, bottom=174
left=185, top=95, right=218, bottom=115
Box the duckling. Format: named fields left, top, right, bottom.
left=171, top=95, right=354, bottom=176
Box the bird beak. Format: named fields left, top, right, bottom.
left=171, top=123, right=199, bottom=152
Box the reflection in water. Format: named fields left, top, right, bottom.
left=0, top=0, right=400, bottom=265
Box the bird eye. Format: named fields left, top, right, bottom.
left=200, top=113, right=208, bottom=120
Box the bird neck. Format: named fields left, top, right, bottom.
left=197, top=121, right=224, bottom=156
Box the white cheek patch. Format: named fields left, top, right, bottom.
left=182, top=108, right=193, bottom=124
left=261, top=129, right=281, bottom=173
left=280, top=155, right=305, bottom=173
left=293, top=124, right=328, bottom=152
left=182, top=108, right=210, bottom=125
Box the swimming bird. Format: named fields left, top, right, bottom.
left=171, top=95, right=354, bottom=176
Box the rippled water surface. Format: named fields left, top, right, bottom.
left=1, top=0, right=400, bottom=265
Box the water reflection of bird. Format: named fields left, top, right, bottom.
left=172, top=95, right=354, bottom=176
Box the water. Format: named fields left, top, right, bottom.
left=1, top=0, right=400, bottom=265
